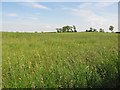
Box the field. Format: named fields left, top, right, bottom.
left=2, top=32, right=120, bottom=88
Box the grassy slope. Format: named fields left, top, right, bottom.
left=2, top=32, right=119, bottom=88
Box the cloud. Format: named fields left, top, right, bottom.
left=5, top=13, right=18, bottom=17
left=3, top=23, right=57, bottom=32
left=20, top=2, right=50, bottom=10
left=46, top=25, right=52, bottom=28
left=78, top=2, right=115, bottom=9
left=31, top=3, right=50, bottom=10
left=71, top=8, right=107, bottom=26
left=77, top=3, right=92, bottom=8
left=70, top=2, right=118, bottom=31
left=94, top=2, right=116, bottom=8
left=28, top=17, right=38, bottom=20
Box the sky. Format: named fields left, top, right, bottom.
left=1, top=1, right=118, bottom=32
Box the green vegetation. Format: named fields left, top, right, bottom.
left=2, top=32, right=120, bottom=88
left=109, top=25, right=114, bottom=32
left=86, top=25, right=115, bottom=33
left=86, top=27, right=104, bottom=32
left=99, top=28, right=104, bottom=32
left=56, top=25, right=77, bottom=33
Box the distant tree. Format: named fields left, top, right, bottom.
left=86, top=28, right=98, bottom=32
left=56, top=25, right=77, bottom=33
left=74, top=30, right=77, bottom=32
left=86, top=30, right=89, bottom=32
left=99, top=28, right=104, bottom=32
left=93, top=28, right=97, bottom=32
left=73, top=25, right=77, bottom=32
left=56, top=28, right=60, bottom=33
left=109, top=25, right=114, bottom=32
left=62, top=26, right=66, bottom=32
left=89, top=27, right=93, bottom=32
left=63, top=26, right=68, bottom=32
left=70, top=27, right=73, bottom=32
left=70, top=26, right=73, bottom=32
left=60, top=28, right=63, bottom=32
left=56, top=28, right=62, bottom=33
left=62, top=26, right=73, bottom=32
left=67, top=26, right=72, bottom=32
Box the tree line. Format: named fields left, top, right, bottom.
left=56, top=25, right=77, bottom=33
left=56, top=25, right=114, bottom=33
left=86, top=25, right=114, bottom=32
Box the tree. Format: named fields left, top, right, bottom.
left=86, top=30, right=89, bottom=32
left=65, top=26, right=69, bottom=32
left=56, top=25, right=77, bottom=33
left=99, top=28, right=104, bottom=32
left=70, top=26, right=73, bottom=32
left=93, top=28, right=97, bottom=32
left=68, top=26, right=72, bottom=32
left=59, top=28, right=63, bottom=32
left=56, top=28, right=60, bottom=33
left=89, top=27, right=93, bottom=32
left=73, top=25, right=77, bottom=32
left=109, top=25, right=114, bottom=32
left=62, top=26, right=73, bottom=32
left=62, top=26, right=67, bottom=32
left=56, top=28, right=63, bottom=32
left=62, top=26, right=70, bottom=32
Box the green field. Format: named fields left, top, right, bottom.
left=2, top=32, right=120, bottom=88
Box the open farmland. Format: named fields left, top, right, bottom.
left=2, top=32, right=120, bottom=88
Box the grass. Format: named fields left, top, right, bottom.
left=2, top=32, right=120, bottom=88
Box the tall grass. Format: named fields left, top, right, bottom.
left=2, top=32, right=119, bottom=88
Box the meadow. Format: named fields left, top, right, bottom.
left=2, top=32, right=120, bottom=88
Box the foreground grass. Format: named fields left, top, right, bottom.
left=2, top=32, right=120, bottom=88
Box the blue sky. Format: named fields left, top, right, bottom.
left=2, top=2, right=118, bottom=32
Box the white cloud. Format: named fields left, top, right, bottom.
left=2, top=22, right=57, bottom=32
left=70, top=2, right=118, bottom=32
left=72, top=9, right=107, bottom=25
left=20, top=2, right=50, bottom=10
left=94, top=2, right=115, bottom=8
left=2, top=2, right=118, bottom=32
left=78, top=2, right=115, bottom=9
left=31, top=3, right=50, bottom=10
left=28, top=17, right=38, bottom=20
left=77, top=3, right=92, bottom=8
left=5, top=13, right=18, bottom=17
left=46, top=25, right=52, bottom=28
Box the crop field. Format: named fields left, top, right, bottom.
left=2, top=32, right=120, bottom=88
